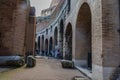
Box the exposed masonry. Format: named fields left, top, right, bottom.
left=0, top=0, right=36, bottom=56
left=36, top=0, right=120, bottom=80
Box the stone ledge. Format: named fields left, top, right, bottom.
left=73, top=76, right=89, bottom=80
left=76, top=66, right=92, bottom=80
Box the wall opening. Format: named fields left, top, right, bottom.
left=75, top=3, right=92, bottom=70
left=49, top=37, right=53, bottom=57
left=41, top=35, right=44, bottom=55
left=67, top=0, right=71, bottom=12
left=54, top=27, right=58, bottom=49
left=65, top=23, right=72, bottom=60
left=38, top=36, right=40, bottom=52
left=45, top=39, right=48, bottom=56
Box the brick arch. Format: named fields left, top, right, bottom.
left=45, top=38, right=49, bottom=56
left=37, top=36, right=40, bottom=51
left=75, top=3, right=92, bottom=69
left=41, top=35, right=44, bottom=51
left=54, top=27, right=58, bottom=49
left=49, top=37, right=53, bottom=56
left=65, top=23, right=73, bottom=60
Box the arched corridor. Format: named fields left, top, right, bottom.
left=49, top=37, right=53, bottom=56
left=35, top=0, right=120, bottom=80
left=75, top=3, right=92, bottom=69
left=1, top=0, right=120, bottom=80
left=54, top=27, right=58, bottom=49
left=45, top=39, right=48, bottom=56
left=65, top=23, right=72, bottom=60
left=38, top=36, right=40, bottom=52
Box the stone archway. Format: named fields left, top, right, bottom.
left=75, top=3, right=92, bottom=69
left=38, top=36, right=40, bottom=52
left=49, top=37, right=53, bottom=57
left=45, top=39, right=48, bottom=56
left=65, top=23, right=72, bottom=60
left=54, top=27, right=58, bottom=49
left=41, top=35, right=44, bottom=55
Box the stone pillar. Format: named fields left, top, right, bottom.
left=40, top=36, right=42, bottom=54
left=92, top=0, right=120, bottom=80
left=58, top=26, right=63, bottom=58
left=101, top=0, right=120, bottom=80
left=63, top=34, right=66, bottom=59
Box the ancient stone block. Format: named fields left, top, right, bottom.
left=26, top=56, right=36, bottom=67
left=61, top=60, right=74, bottom=68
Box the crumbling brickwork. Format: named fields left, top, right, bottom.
left=0, top=0, right=17, bottom=55
left=0, top=0, right=36, bottom=56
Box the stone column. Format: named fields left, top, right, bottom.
left=63, top=34, right=66, bottom=59
left=58, top=26, right=63, bottom=58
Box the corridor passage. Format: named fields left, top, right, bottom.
left=0, top=58, right=85, bottom=80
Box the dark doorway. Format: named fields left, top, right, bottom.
left=45, top=39, right=48, bottom=56
left=65, top=23, right=72, bottom=60
left=76, top=3, right=92, bottom=69
left=54, top=27, right=58, bottom=49
left=49, top=37, right=53, bottom=57
left=38, top=36, right=40, bottom=52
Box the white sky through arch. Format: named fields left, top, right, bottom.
left=30, top=0, right=52, bottom=16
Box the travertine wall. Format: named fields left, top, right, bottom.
left=102, top=0, right=120, bottom=79
left=36, top=0, right=120, bottom=80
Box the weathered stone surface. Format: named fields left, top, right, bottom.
left=0, top=0, right=36, bottom=57
left=36, top=0, right=120, bottom=80
left=61, top=60, right=74, bottom=68
left=0, top=56, right=24, bottom=67
left=26, top=56, right=36, bottom=67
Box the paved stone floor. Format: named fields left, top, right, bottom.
left=0, top=67, right=13, bottom=73
left=0, top=58, right=86, bottom=80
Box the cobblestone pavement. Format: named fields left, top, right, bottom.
left=0, top=58, right=86, bottom=80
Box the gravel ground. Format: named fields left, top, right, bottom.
left=0, top=58, right=86, bottom=80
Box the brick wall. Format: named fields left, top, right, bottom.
left=0, top=0, right=35, bottom=56
left=25, top=7, right=36, bottom=56
left=0, top=0, right=17, bottom=55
